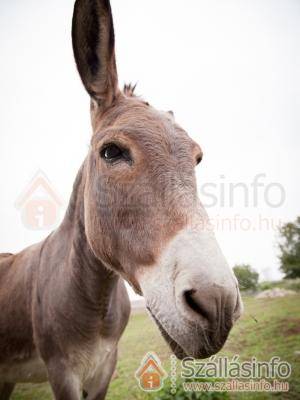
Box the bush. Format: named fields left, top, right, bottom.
left=233, top=264, right=259, bottom=291
left=258, top=278, right=300, bottom=292
left=286, top=278, right=300, bottom=291
left=278, top=217, right=300, bottom=279
left=258, top=281, right=274, bottom=291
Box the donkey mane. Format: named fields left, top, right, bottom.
left=123, top=83, right=137, bottom=97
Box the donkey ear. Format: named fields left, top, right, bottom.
left=72, top=0, right=118, bottom=108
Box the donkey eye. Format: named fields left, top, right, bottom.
left=102, top=144, right=122, bottom=160
left=100, top=143, right=132, bottom=164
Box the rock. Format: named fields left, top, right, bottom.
left=256, top=287, right=297, bottom=299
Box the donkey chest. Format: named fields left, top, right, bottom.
left=0, top=353, right=48, bottom=383
left=69, top=336, right=117, bottom=383
left=0, top=337, right=116, bottom=385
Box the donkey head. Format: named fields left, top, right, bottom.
left=72, top=0, right=243, bottom=359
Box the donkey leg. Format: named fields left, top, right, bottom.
left=46, top=359, right=81, bottom=400
left=0, top=383, right=15, bottom=400
left=84, top=348, right=118, bottom=400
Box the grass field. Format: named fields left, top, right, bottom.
left=11, top=295, right=300, bottom=400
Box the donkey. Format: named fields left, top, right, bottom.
left=0, top=0, right=243, bottom=399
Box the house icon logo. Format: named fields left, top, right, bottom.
left=15, top=170, right=63, bottom=231
left=135, top=352, right=168, bottom=392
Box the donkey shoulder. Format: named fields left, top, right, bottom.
left=0, top=244, right=43, bottom=364
left=0, top=253, right=15, bottom=279
left=0, top=253, right=13, bottom=258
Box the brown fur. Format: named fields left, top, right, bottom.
left=86, top=94, right=201, bottom=289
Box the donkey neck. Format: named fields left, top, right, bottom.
left=58, top=162, right=119, bottom=319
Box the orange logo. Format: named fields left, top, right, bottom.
left=15, top=170, right=63, bottom=231
left=135, top=352, right=168, bottom=391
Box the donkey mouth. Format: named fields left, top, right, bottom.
left=147, top=307, right=187, bottom=359
left=147, top=306, right=226, bottom=359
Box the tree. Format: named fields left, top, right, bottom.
left=233, top=264, right=259, bottom=291
left=278, top=217, right=300, bottom=279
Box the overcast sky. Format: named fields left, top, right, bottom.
left=0, top=0, right=299, bottom=300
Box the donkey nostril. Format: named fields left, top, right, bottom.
left=183, top=289, right=212, bottom=322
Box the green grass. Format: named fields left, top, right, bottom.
left=11, top=295, right=300, bottom=399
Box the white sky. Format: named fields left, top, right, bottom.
left=0, top=0, right=299, bottom=300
